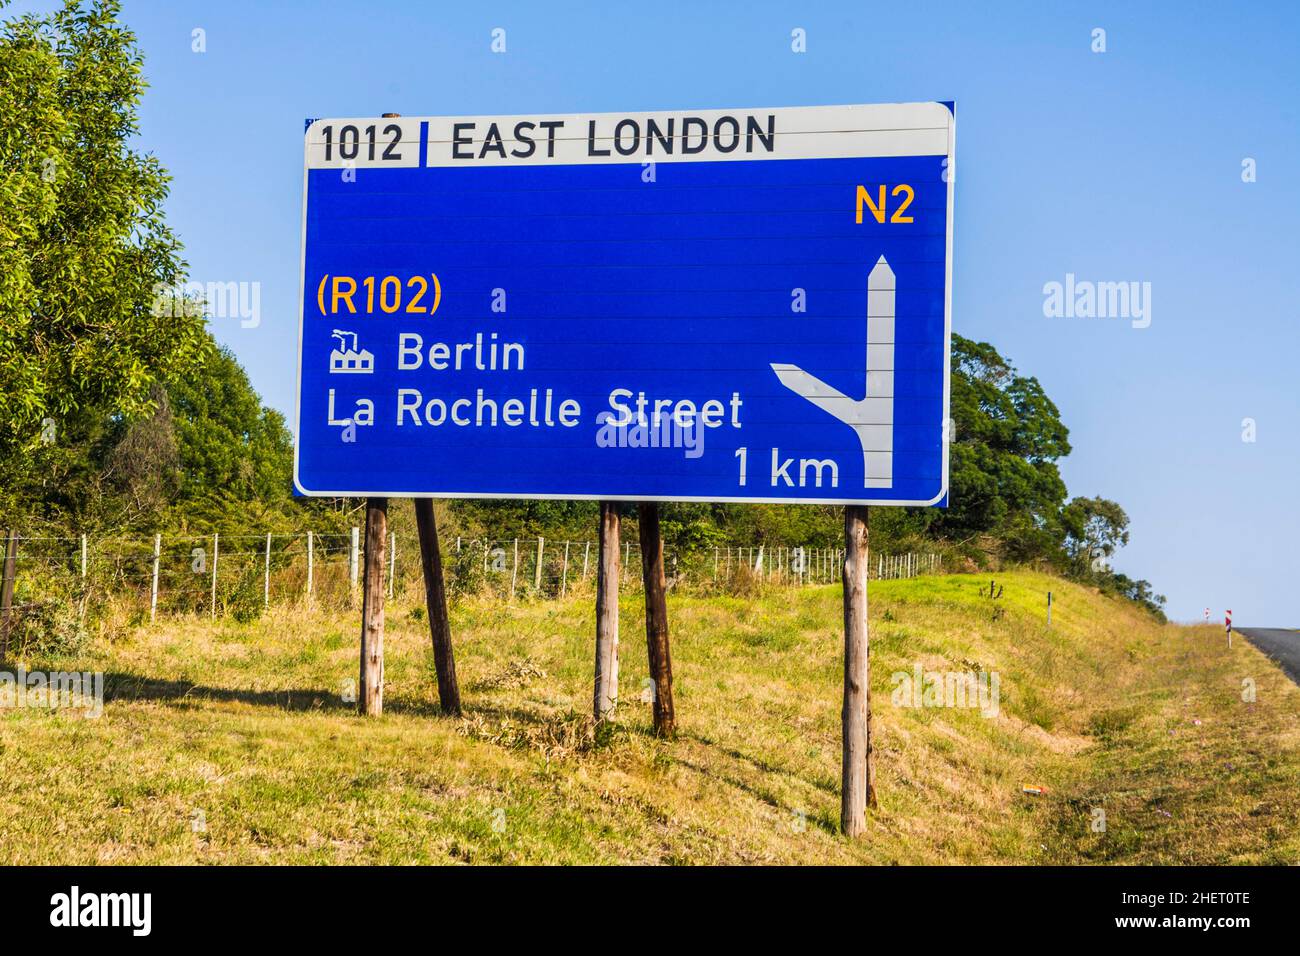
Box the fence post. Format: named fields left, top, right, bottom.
left=305, top=531, right=313, bottom=600
left=595, top=503, right=620, bottom=723
left=263, top=532, right=271, bottom=607
left=582, top=540, right=590, bottom=580
left=0, top=531, right=17, bottom=660
left=534, top=536, right=545, bottom=591
left=414, top=499, right=461, bottom=715
left=358, top=499, right=388, bottom=716
left=150, top=533, right=161, bottom=622
left=637, top=503, right=675, bottom=737
left=80, top=533, right=87, bottom=578
left=841, top=505, right=875, bottom=837
left=350, top=526, right=360, bottom=591
left=388, top=531, right=396, bottom=600
left=561, top=541, right=570, bottom=598
left=211, top=532, right=219, bottom=618
left=510, top=538, right=519, bottom=601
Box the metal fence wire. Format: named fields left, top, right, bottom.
left=0, top=530, right=940, bottom=623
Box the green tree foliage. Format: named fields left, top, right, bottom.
left=1061, top=495, right=1130, bottom=573
left=0, top=0, right=209, bottom=519
left=936, top=334, right=1071, bottom=559
left=24, top=334, right=332, bottom=537
left=167, top=344, right=294, bottom=521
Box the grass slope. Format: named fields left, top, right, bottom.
left=1, top=571, right=1296, bottom=864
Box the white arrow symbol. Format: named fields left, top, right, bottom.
left=771, top=255, right=895, bottom=488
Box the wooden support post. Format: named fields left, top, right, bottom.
left=150, top=533, right=161, bottom=622
left=841, top=505, right=876, bottom=837
left=637, top=502, right=675, bottom=737
left=594, top=503, right=620, bottom=722
left=0, top=531, right=17, bottom=661
left=211, top=532, right=219, bottom=618
left=414, top=498, right=461, bottom=716
left=358, top=499, right=387, bottom=716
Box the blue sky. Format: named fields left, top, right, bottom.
left=14, top=0, right=1299, bottom=623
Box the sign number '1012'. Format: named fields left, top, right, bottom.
left=319, top=123, right=403, bottom=162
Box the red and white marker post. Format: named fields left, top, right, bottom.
left=1225, top=609, right=1233, bottom=648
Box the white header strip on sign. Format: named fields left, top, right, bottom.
left=304, top=103, right=952, bottom=170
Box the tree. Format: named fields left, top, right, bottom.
left=167, top=343, right=294, bottom=515
left=0, top=0, right=209, bottom=519
left=935, top=335, right=1072, bottom=560
left=1062, top=496, right=1130, bottom=573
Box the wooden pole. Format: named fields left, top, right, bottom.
left=305, top=530, right=313, bottom=600
left=263, top=531, right=271, bottom=607
left=841, top=505, right=876, bottom=837
left=534, top=536, right=545, bottom=591
left=358, top=499, right=387, bottom=716
left=0, top=531, right=17, bottom=661
left=637, top=503, right=675, bottom=737
left=80, top=533, right=87, bottom=578
left=582, top=540, right=590, bottom=580
left=415, top=499, right=461, bottom=716
left=594, top=503, right=620, bottom=722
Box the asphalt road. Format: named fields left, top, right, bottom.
left=1238, top=628, right=1300, bottom=686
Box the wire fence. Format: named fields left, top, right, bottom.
left=0, top=529, right=942, bottom=624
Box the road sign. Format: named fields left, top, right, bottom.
left=294, top=103, right=956, bottom=504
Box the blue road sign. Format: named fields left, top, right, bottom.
left=295, top=103, right=954, bottom=505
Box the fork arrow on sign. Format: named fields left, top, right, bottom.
left=771, top=255, right=896, bottom=488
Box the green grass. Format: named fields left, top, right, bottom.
left=1, top=570, right=1297, bottom=864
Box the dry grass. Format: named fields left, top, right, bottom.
left=0, top=570, right=1296, bottom=864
